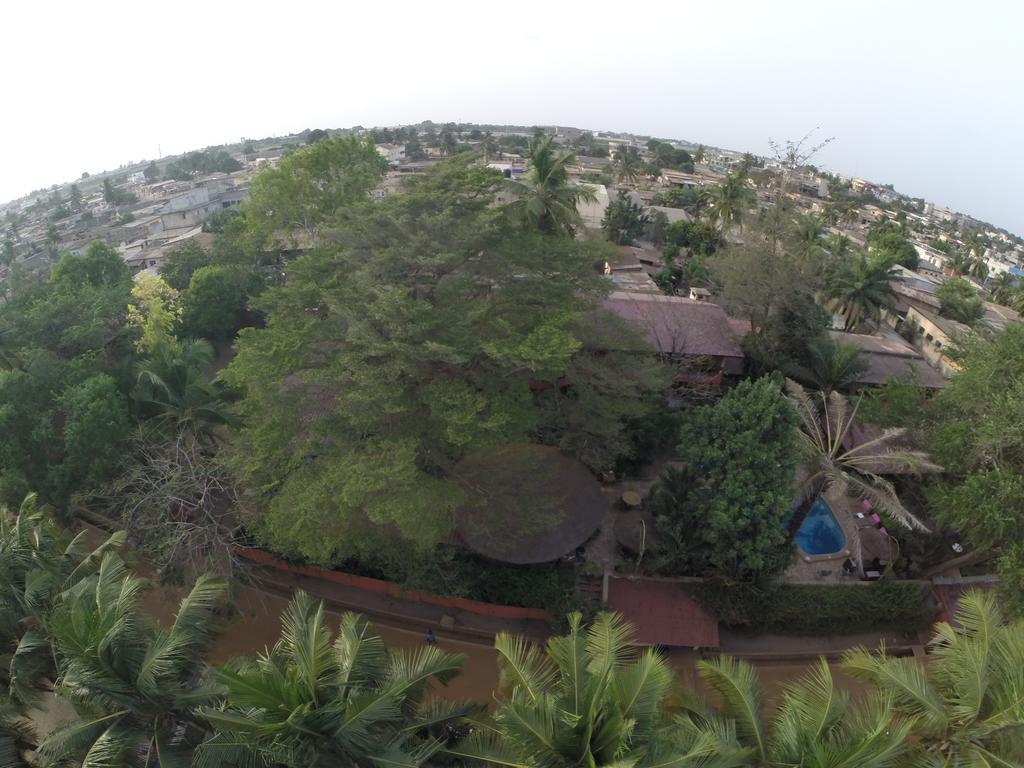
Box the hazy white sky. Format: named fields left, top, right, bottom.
left=3, top=1, right=1022, bottom=231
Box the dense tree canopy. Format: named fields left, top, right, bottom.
left=0, top=242, right=136, bottom=506
left=651, top=377, right=799, bottom=581
left=937, top=276, right=985, bottom=324
left=224, top=155, right=665, bottom=564
left=927, top=325, right=1024, bottom=609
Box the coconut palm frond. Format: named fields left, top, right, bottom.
left=612, top=648, right=673, bottom=733
left=784, top=379, right=826, bottom=451
left=774, top=658, right=846, bottom=746
left=696, top=656, right=767, bottom=761
left=585, top=611, right=636, bottom=675
left=335, top=612, right=387, bottom=687
left=842, top=472, right=929, bottom=531
left=494, top=632, right=556, bottom=703
left=279, top=590, right=335, bottom=699
left=841, top=649, right=949, bottom=736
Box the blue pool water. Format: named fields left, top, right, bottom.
left=795, top=498, right=846, bottom=555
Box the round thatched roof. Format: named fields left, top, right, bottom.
left=452, top=444, right=607, bottom=564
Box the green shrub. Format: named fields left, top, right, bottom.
left=687, top=579, right=933, bottom=635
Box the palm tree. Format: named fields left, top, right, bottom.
left=785, top=379, right=940, bottom=535
left=39, top=555, right=225, bottom=767
left=681, top=655, right=912, bottom=768
left=450, top=612, right=747, bottom=768
left=821, top=204, right=840, bottom=227
left=843, top=590, right=1024, bottom=768
left=508, top=136, right=596, bottom=237
left=615, top=144, right=642, bottom=185
left=0, top=493, right=126, bottom=706
left=694, top=144, right=706, bottom=164
left=989, top=271, right=1019, bottom=306
left=0, top=704, right=36, bottom=768
left=823, top=252, right=901, bottom=331
left=785, top=336, right=867, bottom=393
left=838, top=199, right=859, bottom=228
left=825, top=232, right=853, bottom=261
left=968, top=253, right=990, bottom=282
left=196, top=592, right=469, bottom=768
left=947, top=249, right=974, bottom=277
left=791, top=213, right=826, bottom=271
left=134, top=339, right=236, bottom=438
left=705, top=172, right=753, bottom=232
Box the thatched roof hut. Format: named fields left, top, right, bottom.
left=452, top=444, right=606, bottom=564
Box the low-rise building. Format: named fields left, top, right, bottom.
left=601, top=290, right=746, bottom=376
left=905, top=306, right=968, bottom=375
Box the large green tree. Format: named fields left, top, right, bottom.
left=0, top=241, right=136, bottom=506
left=601, top=191, right=648, bottom=245
left=926, top=325, right=1024, bottom=607
left=937, top=276, right=984, bottom=324
left=244, top=134, right=387, bottom=246
left=223, top=158, right=663, bottom=564
left=650, top=377, right=800, bottom=580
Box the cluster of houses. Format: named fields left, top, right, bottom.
left=0, top=144, right=300, bottom=281
left=3, top=124, right=1021, bottom=393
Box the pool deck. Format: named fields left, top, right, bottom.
left=783, top=489, right=861, bottom=584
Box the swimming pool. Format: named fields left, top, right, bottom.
left=795, top=498, right=846, bottom=556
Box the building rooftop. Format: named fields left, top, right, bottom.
left=606, top=576, right=719, bottom=648
left=601, top=291, right=745, bottom=359
left=828, top=330, right=946, bottom=389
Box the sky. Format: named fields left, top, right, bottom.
left=3, top=0, right=1023, bottom=232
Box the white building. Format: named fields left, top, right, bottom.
left=375, top=143, right=405, bottom=165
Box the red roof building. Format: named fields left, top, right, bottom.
left=606, top=576, right=720, bottom=648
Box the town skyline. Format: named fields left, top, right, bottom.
left=3, top=118, right=1020, bottom=241
left=2, top=1, right=1021, bottom=233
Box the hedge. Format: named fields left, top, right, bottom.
left=686, top=579, right=934, bottom=635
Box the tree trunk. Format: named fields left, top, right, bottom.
left=920, top=549, right=992, bottom=579
left=787, top=480, right=825, bottom=542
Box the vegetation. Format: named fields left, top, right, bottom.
left=926, top=325, right=1024, bottom=610
left=222, top=155, right=665, bottom=565
left=651, top=378, right=800, bottom=581
left=198, top=592, right=468, bottom=767
left=602, top=190, right=648, bottom=244
left=843, top=591, right=1024, bottom=767
left=508, top=136, right=596, bottom=236
left=688, top=579, right=933, bottom=634
left=0, top=508, right=1014, bottom=768
left=163, top=148, right=242, bottom=180
left=823, top=252, right=900, bottom=331
left=450, top=612, right=738, bottom=768
left=786, top=380, right=940, bottom=535
left=937, top=275, right=985, bottom=324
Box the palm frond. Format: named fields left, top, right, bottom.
left=696, top=656, right=766, bottom=760
left=841, top=647, right=948, bottom=736
left=494, top=632, right=556, bottom=703
left=584, top=612, right=636, bottom=676
left=279, top=591, right=335, bottom=701
left=335, top=612, right=387, bottom=688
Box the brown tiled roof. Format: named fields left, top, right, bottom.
left=606, top=577, right=719, bottom=648
left=601, top=291, right=745, bottom=359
